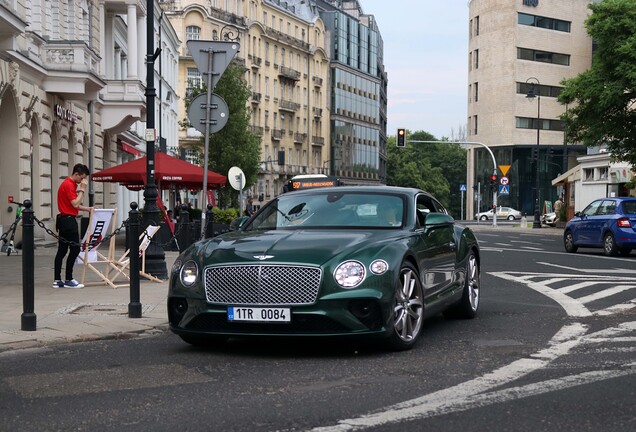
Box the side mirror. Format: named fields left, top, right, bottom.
left=229, top=216, right=250, bottom=231
left=424, top=212, right=454, bottom=228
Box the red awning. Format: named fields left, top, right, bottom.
left=91, top=152, right=226, bottom=190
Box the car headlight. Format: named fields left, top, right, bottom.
left=180, top=260, right=199, bottom=286
left=334, top=260, right=366, bottom=288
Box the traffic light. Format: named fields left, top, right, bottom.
left=396, top=128, right=406, bottom=147
left=490, top=174, right=498, bottom=188
left=531, top=147, right=539, bottom=161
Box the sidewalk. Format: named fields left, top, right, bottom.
left=0, top=235, right=178, bottom=353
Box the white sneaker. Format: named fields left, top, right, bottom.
left=52, top=280, right=65, bottom=288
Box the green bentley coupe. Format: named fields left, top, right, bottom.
left=168, top=186, right=480, bottom=350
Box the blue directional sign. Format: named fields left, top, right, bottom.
left=499, top=185, right=510, bottom=195
left=459, top=184, right=467, bottom=192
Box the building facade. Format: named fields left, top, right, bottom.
left=466, top=0, right=594, bottom=219
left=315, top=0, right=387, bottom=185
left=164, top=0, right=330, bottom=204
left=0, top=0, right=180, bottom=237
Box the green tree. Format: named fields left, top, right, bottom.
left=558, top=0, right=636, bottom=165
left=183, top=63, right=261, bottom=209
left=386, top=130, right=467, bottom=218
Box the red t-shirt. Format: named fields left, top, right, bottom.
left=58, top=177, right=79, bottom=216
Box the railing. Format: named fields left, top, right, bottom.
left=312, top=76, right=323, bottom=86
left=250, top=125, right=263, bottom=136
left=279, top=99, right=300, bottom=112
left=312, top=136, right=325, bottom=146
left=294, top=133, right=307, bottom=143
left=271, top=129, right=283, bottom=140
left=312, top=107, right=323, bottom=117
left=251, top=92, right=261, bottom=103
left=279, top=66, right=301, bottom=81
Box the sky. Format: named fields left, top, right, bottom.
left=361, top=1, right=469, bottom=140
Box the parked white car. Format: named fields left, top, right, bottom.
left=541, top=212, right=558, bottom=227
left=475, top=206, right=523, bottom=221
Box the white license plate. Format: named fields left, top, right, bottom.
left=227, top=306, right=291, bottom=323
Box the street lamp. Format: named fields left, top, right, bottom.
left=526, top=77, right=542, bottom=229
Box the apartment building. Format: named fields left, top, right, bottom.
left=164, top=0, right=329, bottom=202
left=466, top=0, right=593, bottom=218
left=0, top=0, right=180, bottom=235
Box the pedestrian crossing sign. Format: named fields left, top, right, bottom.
left=499, top=185, right=510, bottom=195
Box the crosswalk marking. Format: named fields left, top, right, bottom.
left=489, top=271, right=636, bottom=317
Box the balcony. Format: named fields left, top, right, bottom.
left=251, top=91, right=261, bottom=104
left=312, top=76, right=323, bottom=87
left=312, top=107, right=323, bottom=117
left=42, top=41, right=104, bottom=100
left=250, top=125, right=264, bottom=136
left=294, top=133, right=307, bottom=144
left=263, top=27, right=310, bottom=52
left=278, top=66, right=301, bottom=81
left=312, top=136, right=325, bottom=146
left=271, top=129, right=284, bottom=140
left=249, top=54, right=262, bottom=68
left=209, top=6, right=246, bottom=27
left=279, top=99, right=301, bottom=112
left=100, top=79, right=146, bottom=133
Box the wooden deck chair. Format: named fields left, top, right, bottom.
left=76, top=209, right=125, bottom=288
left=107, top=225, right=162, bottom=287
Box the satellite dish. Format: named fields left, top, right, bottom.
left=228, top=166, right=245, bottom=191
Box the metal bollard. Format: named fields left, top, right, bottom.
left=205, top=204, right=215, bottom=238
left=21, top=200, right=36, bottom=331
left=177, top=203, right=190, bottom=252
left=128, top=202, right=142, bottom=318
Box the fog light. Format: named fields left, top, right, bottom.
left=168, top=297, right=188, bottom=326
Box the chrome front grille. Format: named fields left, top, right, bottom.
left=204, top=265, right=322, bottom=306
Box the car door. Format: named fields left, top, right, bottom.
left=589, top=199, right=617, bottom=244
left=576, top=200, right=602, bottom=244
left=413, top=194, right=456, bottom=305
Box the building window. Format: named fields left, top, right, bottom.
left=474, top=82, right=479, bottom=102
left=187, top=68, right=202, bottom=97
left=517, top=47, right=570, bottom=66
left=474, top=49, right=479, bottom=69
left=515, top=117, right=565, bottom=132
left=518, top=13, right=571, bottom=33
left=186, top=26, right=201, bottom=41
left=475, top=16, right=480, bottom=36
left=516, top=82, right=563, bottom=98
left=474, top=115, right=478, bottom=135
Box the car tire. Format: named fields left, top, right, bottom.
left=618, top=247, right=632, bottom=256
left=604, top=232, right=619, bottom=256
left=507, top=215, right=515, bottom=221
left=479, top=215, right=488, bottom=221
left=564, top=230, right=578, bottom=253
left=444, top=251, right=480, bottom=319
left=385, top=262, right=424, bottom=351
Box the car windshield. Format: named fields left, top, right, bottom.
left=244, top=192, right=405, bottom=230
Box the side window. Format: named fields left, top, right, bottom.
left=582, top=201, right=602, bottom=216
left=598, top=200, right=616, bottom=215
left=415, top=194, right=440, bottom=226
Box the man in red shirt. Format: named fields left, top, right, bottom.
left=53, top=163, right=93, bottom=288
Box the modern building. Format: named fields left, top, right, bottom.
left=314, top=0, right=388, bottom=184
left=466, top=0, right=594, bottom=219
left=0, top=0, right=180, bottom=238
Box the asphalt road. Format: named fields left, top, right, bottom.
left=0, top=228, right=634, bottom=432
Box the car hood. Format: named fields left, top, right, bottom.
left=197, top=229, right=399, bottom=266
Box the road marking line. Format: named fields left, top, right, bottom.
left=491, top=272, right=592, bottom=317
left=578, top=285, right=636, bottom=304
left=309, top=323, right=587, bottom=432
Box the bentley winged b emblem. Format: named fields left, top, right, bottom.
left=253, top=255, right=274, bottom=261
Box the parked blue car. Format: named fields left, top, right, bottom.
left=564, top=197, right=636, bottom=256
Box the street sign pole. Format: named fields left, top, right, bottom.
left=186, top=40, right=239, bottom=236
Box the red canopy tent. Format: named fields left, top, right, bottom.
left=91, top=152, right=226, bottom=191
